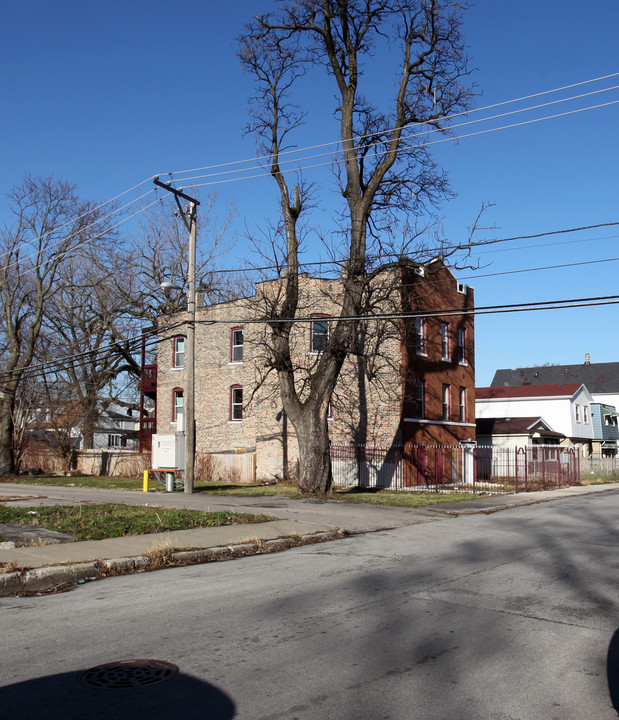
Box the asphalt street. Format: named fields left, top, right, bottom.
left=1, top=487, right=618, bottom=719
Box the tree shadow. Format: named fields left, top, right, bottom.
left=249, top=492, right=619, bottom=718
left=608, top=629, right=619, bottom=713
left=1, top=667, right=236, bottom=720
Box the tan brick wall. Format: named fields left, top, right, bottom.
left=155, top=264, right=475, bottom=480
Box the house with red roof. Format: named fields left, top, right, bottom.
left=475, top=382, right=595, bottom=456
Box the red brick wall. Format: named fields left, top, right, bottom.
left=400, top=260, right=476, bottom=447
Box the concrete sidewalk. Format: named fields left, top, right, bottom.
left=1, top=481, right=617, bottom=596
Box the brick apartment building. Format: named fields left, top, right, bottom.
left=142, top=259, right=476, bottom=481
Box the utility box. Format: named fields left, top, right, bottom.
left=152, top=434, right=186, bottom=470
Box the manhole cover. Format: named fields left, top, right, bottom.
left=78, top=659, right=179, bottom=688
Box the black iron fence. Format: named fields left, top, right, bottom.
left=330, top=443, right=580, bottom=494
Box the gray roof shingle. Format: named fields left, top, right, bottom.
left=490, top=361, right=619, bottom=393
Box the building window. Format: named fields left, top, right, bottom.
left=583, top=406, right=588, bottom=424
left=310, top=316, right=329, bottom=353
left=442, top=384, right=450, bottom=421
left=459, top=387, right=466, bottom=423
left=441, top=323, right=450, bottom=361
left=230, top=385, right=243, bottom=421
left=457, top=327, right=467, bottom=365
left=575, top=404, right=580, bottom=423
left=414, top=381, right=425, bottom=419
left=107, top=434, right=127, bottom=448
left=415, top=317, right=426, bottom=355
left=173, top=336, right=185, bottom=368
left=172, top=388, right=184, bottom=424
left=231, top=327, right=244, bottom=363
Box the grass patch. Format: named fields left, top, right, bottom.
left=578, top=474, right=619, bottom=485
left=5, top=473, right=615, bottom=508
left=333, top=487, right=481, bottom=507
left=195, top=482, right=480, bottom=507
left=193, top=481, right=301, bottom=498
left=0, top=475, right=484, bottom=507
left=0, top=504, right=271, bottom=542
left=1, top=475, right=145, bottom=490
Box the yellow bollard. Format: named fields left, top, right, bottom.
left=143, top=469, right=149, bottom=492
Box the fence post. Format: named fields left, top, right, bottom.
left=461, top=442, right=476, bottom=488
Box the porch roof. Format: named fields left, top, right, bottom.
left=476, top=417, right=565, bottom=439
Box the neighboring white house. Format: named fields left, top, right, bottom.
left=91, top=407, right=139, bottom=451
left=475, top=382, right=595, bottom=455
left=490, top=358, right=619, bottom=409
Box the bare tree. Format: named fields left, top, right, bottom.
left=239, top=1, right=474, bottom=494
left=131, top=192, right=240, bottom=322
left=0, top=175, right=116, bottom=474
left=41, top=245, right=141, bottom=450
left=38, top=191, right=240, bottom=453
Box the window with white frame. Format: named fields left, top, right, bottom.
left=415, top=317, right=426, bottom=355
left=442, top=384, right=450, bottom=421
left=414, top=381, right=425, bottom=419
left=310, top=316, right=329, bottom=353
left=173, top=336, right=185, bottom=368
left=441, top=322, right=450, bottom=361
left=457, top=327, right=466, bottom=364
left=459, top=387, right=466, bottom=423
left=172, top=388, right=184, bottom=423
left=107, top=434, right=127, bottom=448
left=230, top=385, right=243, bottom=421
left=583, top=406, right=589, bottom=423
left=231, top=327, right=244, bottom=363
left=575, top=404, right=581, bottom=422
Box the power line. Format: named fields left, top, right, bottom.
left=201, top=293, right=619, bottom=327
left=172, top=220, right=619, bottom=277
left=8, top=291, right=619, bottom=385
left=2, top=193, right=169, bottom=283
left=171, top=84, right=619, bottom=188
left=5, top=75, right=618, bottom=272
left=4, top=179, right=158, bottom=259
left=168, top=72, right=619, bottom=180
left=0, top=321, right=185, bottom=383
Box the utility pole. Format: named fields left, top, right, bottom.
left=154, top=177, right=200, bottom=494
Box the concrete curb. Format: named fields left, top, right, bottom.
left=0, top=530, right=344, bottom=597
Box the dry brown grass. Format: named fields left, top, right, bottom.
left=144, top=539, right=176, bottom=568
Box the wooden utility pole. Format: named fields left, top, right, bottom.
left=154, top=177, right=199, bottom=493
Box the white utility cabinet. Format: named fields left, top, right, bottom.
left=152, top=434, right=186, bottom=470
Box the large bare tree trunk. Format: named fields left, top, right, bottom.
left=0, top=394, right=15, bottom=475
left=240, top=2, right=473, bottom=494
left=296, top=413, right=332, bottom=495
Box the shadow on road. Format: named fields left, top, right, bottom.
left=608, top=629, right=619, bottom=713
left=1, top=667, right=236, bottom=720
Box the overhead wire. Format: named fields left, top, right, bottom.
left=171, top=84, right=619, bottom=187
left=197, top=294, right=619, bottom=327
left=0, top=320, right=186, bottom=383
left=167, top=71, right=619, bottom=180
left=6, top=291, right=619, bottom=385
left=5, top=75, right=619, bottom=276
left=3, top=75, right=619, bottom=378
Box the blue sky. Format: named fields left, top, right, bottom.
left=2, top=0, right=619, bottom=386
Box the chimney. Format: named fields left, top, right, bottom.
left=585, top=353, right=591, bottom=365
